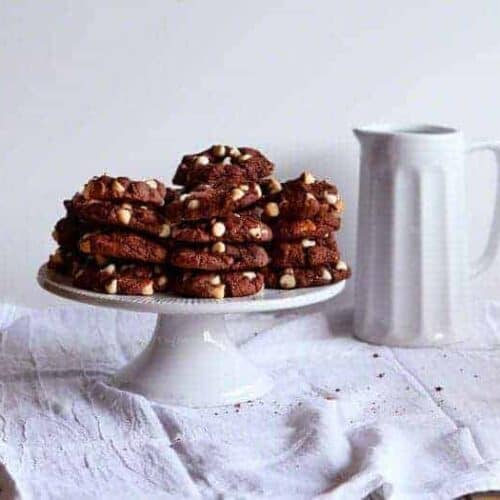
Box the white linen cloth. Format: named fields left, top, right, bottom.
left=1, top=301, right=500, bottom=499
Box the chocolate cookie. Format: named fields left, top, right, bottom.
left=47, top=247, right=82, bottom=275
left=260, top=172, right=344, bottom=220
left=173, top=145, right=274, bottom=187
left=72, top=195, right=171, bottom=238
left=264, top=261, right=351, bottom=289
left=270, top=213, right=341, bottom=241
left=169, top=243, right=269, bottom=271
left=52, top=216, right=87, bottom=249
left=73, top=261, right=169, bottom=295
left=81, top=175, right=170, bottom=207
left=269, top=237, right=339, bottom=268
left=79, top=231, right=168, bottom=263
left=171, top=213, right=272, bottom=244
left=165, top=181, right=262, bottom=223
left=173, top=270, right=264, bottom=299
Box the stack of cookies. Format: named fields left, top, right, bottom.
left=47, top=146, right=352, bottom=298
left=259, top=171, right=351, bottom=289
left=166, top=145, right=275, bottom=299
left=49, top=175, right=172, bottom=295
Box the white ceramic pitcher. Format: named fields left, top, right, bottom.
left=353, top=124, right=500, bottom=346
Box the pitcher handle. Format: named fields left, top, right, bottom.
left=467, top=142, right=500, bottom=277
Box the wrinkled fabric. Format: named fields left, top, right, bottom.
left=0, top=302, right=500, bottom=499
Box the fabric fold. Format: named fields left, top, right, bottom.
left=0, top=303, right=499, bottom=498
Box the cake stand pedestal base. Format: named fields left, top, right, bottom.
left=38, top=264, right=346, bottom=408
left=114, top=313, right=272, bottom=407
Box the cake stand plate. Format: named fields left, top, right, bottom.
left=38, top=265, right=346, bottom=407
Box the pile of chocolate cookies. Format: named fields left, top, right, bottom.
left=49, top=176, right=172, bottom=295
left=259, top=172, right=351, bottom=289
left=167, top=145, right=274, bottom=298
left=47, top=145, right=351, bottom=298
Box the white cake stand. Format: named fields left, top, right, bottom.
left=38, top=264, right=346, bottom=408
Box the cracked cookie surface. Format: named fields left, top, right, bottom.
left=173, top=145, right=274, bottom=187
left=171, top=213, right=272, bottom=244
left=165, top=181, right=262, bottom=222
left=169, top=243, right=269, bottom=271
left=73, top=261, right=169, bottom=295
left=269, top=237, right=339, bottom=268
left=269, top=213, right=341, bottom=241
left=81, top=175, right=171, bottom=206
left=79, top=231, right=168, bottom=263
left=259, top=172, right=344, bottom=220
left=72, top=195, right=171, bottom=238
left=173, top=270, right=264, bottom=298
left=263, top=262, right=351, bottom=289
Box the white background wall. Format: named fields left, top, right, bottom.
left=1, top=0, right=500, bottom=307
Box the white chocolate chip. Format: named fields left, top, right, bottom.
left=157, top=275, right=168, bottom=287
left=279, top=274, right=296, bottom=289
left=222, top=157, right=232, bottom=165
left=159, top=223, right=171, bottom=238
left=264, top=202, right=280, bottom=217
left=268, top=178, right=282, bottom=194
left=231, top=188, right=245, bottom=201
left=325, top=192, right=338, bottom=205
left=254, top=184, right=262, bottom=197
left=112, top=180, right=126, bottom=194
left=240, top=153, right=252, bottom=161
left=209, top=275, right=222, bottom=285
left=306, top=192, right=316, bottom=200
left=249, top=226, right=263, bottom=239
left=243, top=271, right=256, bottom=280
left=212, top=221, right=226, bottom=237
left=180, top=193, right=190, bottom=202
left=117, top=208, right=132, bottom=225
left=187, top=199, right=200, bottom=210
left=102, top=264, right=116, bottom=275
left=211, top=284, right=225, bottom=299
left=302, top=172, right=315, bottom=184
left=321, top=268, right=333, bottom=281
left=302, top=239, right=316, bottom=248
left=145, top=179, right=158, bottom=189
left=212, top=144, right=226, bottom=157
left=229, top=147, right=241, bottom=158
left=195, top=155, right=210, bottom=165
left=141, top=282, right=154, bottom=295
left=105, top=279, right=118, bottom=294
left=212, top=241, right=226, bottom=253
left=239, top=184, right=249, bottom=192
left=335, top=199, right=345, bottom=212
left=336, top=260, right=348, bottom=271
